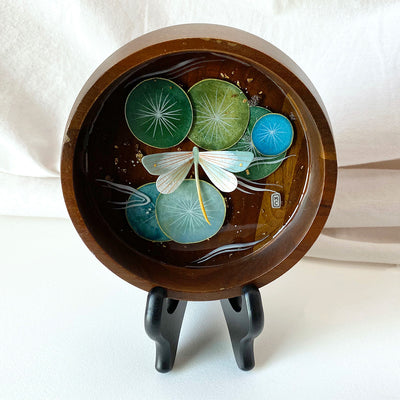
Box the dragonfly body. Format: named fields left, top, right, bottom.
left=142, top=147, right=253, bottom=222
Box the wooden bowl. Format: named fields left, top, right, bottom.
left=61, top=24, right=337, bottom=301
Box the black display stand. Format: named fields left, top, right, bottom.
left=144, top=285, right=264, bottom=372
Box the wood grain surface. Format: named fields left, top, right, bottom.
left=61, top=25, right=337, bottom=300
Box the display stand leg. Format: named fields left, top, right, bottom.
left=144, top=285, right=264, bottom=372
left=220, top=285, right=264, bottom=371
left=144, top=287, right=187, bottom=373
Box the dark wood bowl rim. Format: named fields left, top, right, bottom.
left=61, top=24, right=337, bottom=300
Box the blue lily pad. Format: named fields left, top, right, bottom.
left=126, top=182, right=170, bottom=242
left=251, top=113, right=294, bottom=156
left=155, top=179, right=226, bottom=244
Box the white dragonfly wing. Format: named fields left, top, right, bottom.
left=142, top=151, right=193, bottom=175
left=199, top=151, right=254, bottom=173
left=199, top=158, right=238, bottom=192
left=156, top=159, right=193, bottom=194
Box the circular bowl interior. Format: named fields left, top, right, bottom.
left=61, top=25, right=337, bottom=300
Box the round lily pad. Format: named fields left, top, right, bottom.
left=126, top=182, right=170, bottom=242
left=125, top=78, right=193, bottom=149
left=155, top=179, right=226, bottom=244
left=188, top=79, right=250, bottom=150
left=229, top=106, right=285, bottom=180
left=251, top=113, right=294, bottom=156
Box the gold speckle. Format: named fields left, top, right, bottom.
left=236, top=80, right=241, bottom=88
left=114, top=145, right=119, bottom=149
left=239, top=163, right=243, bottom=167
left=153, top=163, right=157, bottom=167
left=245, top=169, right=250, bottom=175
left=243, top=99, right=247, bottom=103
left=136, top=150, right=143, bottom=163
left=258, top=91, right=263, bottom=95
left=247, top=78, right=253, bottom=83
left=114, top=157, right=118, bottom=165
left=220, top=72, right=224, bottom=78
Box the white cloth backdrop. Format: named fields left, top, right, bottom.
left=0, top=0, right=399, bottom=264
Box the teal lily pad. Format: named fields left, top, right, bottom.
left=125, top=78, right=193, bottom=149
left=251, top=113, right=294, bottom=156
left=229, top=106, right=285, bottom=180
left=155, top=179, right=226, bottom=244
left=188, top=79, right=250, bottom=150
left=126, top=182, right=170, bottom=242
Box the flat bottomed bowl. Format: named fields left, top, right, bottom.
left=61, top=24, right=337, bottom=301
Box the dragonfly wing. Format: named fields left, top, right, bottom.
left=156, top=159, right=193, bottom=194
left=142, top=151, right=193, bottom=175
left=199, top=158, right=237, bottom=192
left=199, top=151, right=254, bottom=173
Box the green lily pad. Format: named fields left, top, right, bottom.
left=251, top=113, right=294, bottom=156
left=125, top=78, right=193, bottom=149
left=126, top=182, right=170, bottom=242
left=155, top=179, right=226, bottom=244
left=188, top=79, right=250, bottom=150
left=229, top=106, right=285, bottom=180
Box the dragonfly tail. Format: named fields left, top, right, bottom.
left=194, top=158, right=211, bottom=225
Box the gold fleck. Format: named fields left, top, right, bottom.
left=153, top=163, right=157, bottom=167
left=236, top=80, right=241, bottom=88
left=258, top=91, right=263, bottom=95
left=245, top=169, right=250, bottom=175
left=247, top=78, right=253, bottom=83
left=114, top=145, right=119, bottom=149
left=242, top=99, right=247, bottom=103
left=220, top=72, right=224, bottom=78
left=239, top=163, right=243, bottom=167
left=114, top=157, right=118, bottom=165
left=136, top=150, right=143, bottom=163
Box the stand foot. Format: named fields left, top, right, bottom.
left=144, top=287, right=187, bottom=373
left=220, top=285, right=264, bottom=370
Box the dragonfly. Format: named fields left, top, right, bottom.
left=141, top=146, right=254, bottom=224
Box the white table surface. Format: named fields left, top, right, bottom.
left=1, top=216, right=399, bottom=400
